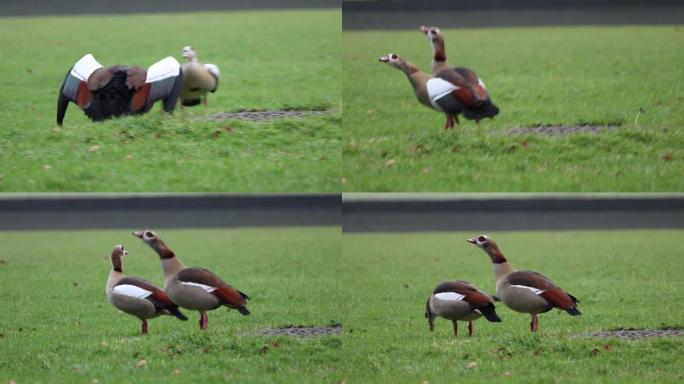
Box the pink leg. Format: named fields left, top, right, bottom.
left=468, top=321, right=473, bottom=336
left=199, top=311, right=208, bottom=330
left=444, top=115, right=453, bottom=130
left=452, top=320, right=458, bottom=337
left=530, top=313, right=538, bottom=332
left=141, top=319, right=148, bottom=335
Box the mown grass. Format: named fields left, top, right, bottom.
left=0, top=227, right=344, bottom=383
left=342, top=26, right=684, bottom=191
left=340, top=230, right=684, bottom=382
left=0, top=10, right=341, bottom=192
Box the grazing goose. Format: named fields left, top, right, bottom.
left=106, top=245, right=188, bottom=335
left=418, top=25, right=499, bottom=127
left=426, top=280, right=501, bottom=337
left=379, top=53, right=466, bottom=130
left=468, top=235, right=580, bottom=332
left=179, top=46, right=220, bottom=107
left=57, top=54, right=183, bottom=125
left=133, top=230, right=250, bottom=330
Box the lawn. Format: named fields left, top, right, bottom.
left=342, top=26, right=684, bottom=191
left=0, top=10, right=341, bottom=192
left=0, top=227, right=344, bottom=383
left=2, top=227, right=683, bottom=382
left=340, top=230, right=684, bottom=382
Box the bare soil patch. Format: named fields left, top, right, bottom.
left=207, top=108, right=328, bottom=122
left=503, top=124, right=622, bottom=136
left=578, top=327, right=684, bottom=340
left=242, top=324, right=342, bottom=338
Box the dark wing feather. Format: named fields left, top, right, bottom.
left=178, top=267, right=249, bottom=310
left=433, top=280, right=494, bottom=307
left=115, top=276, right=187, bottom=319
left=508, top=271, right=579, bottom=313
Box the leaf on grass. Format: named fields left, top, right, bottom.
left=662, top=153, right=673, bottom=161
left=135, top=359, right=146, bottom=368
left=385, top=159, right=396, bottom=167
left=421, top=167, right=431, bottom=174
left=100, top=340, right=108, bottom=347
left=465, top=361, right=478, bottom=369
left=259, top=346, right=269, bottom=354
left=174, top=368, right=181, bottom=375
left=88, top=145, right=100, bottom=153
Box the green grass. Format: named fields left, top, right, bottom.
left=0, top=10, right=341, bottom=192
left=2, top=228, right=683, bottom=382
left=343, top=26, right=684, bottom=191
left=340, top=230, right=684, bottom=383
left=0, top=227, right=344, bottom=383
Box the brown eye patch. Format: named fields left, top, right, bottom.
left=478, top=236, right=486, bottom=243
left=391, top=54, right=398, bottom=60
left=145, top=231, right=153, bottom=237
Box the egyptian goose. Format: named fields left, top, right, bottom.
left=379, top=53, right=464, bottom=130
left=468, top=235, right=581, bottom=332
left=132, top=230, right=250, bottom=330
left=426, top=280, right=501, bottom=337
left=57, top=54, right=183, bottom=125
left=179, top=46, right=220, bottom=107
left=418, top=25, right=499, bottom=128
left=106, top=245, right=188, bottom=335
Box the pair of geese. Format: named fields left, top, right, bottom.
left=106, top=230, right=249, bottom=335
left=107, top=231, right=580, bottom=336
left=56, top=46, right=219, bottom=126
left=380, top=26, right=500, bottom=129
left=428, top=235, right=580, bottom=336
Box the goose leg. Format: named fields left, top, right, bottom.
left=203, top=96, right=208, bottom=107
left=199, top=311, right=208, bottom=330
left=468, top=321, right=473, bottom=336
left=454, top=115, right=460, bottom=125
left=141, top=319, right=148, bottom=335
left=444, top=114, right=454, bottom=130
left=452, top=320, right=458, bottom=337
left=530, top=313, right=538, bottom=332
left=428, top=317, right=435, bottom=332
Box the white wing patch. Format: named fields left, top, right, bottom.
left=478, top=78, right=487, bottom=89
left=146, top=56, right=180, bottom=83
left=511, top=285, right=545, bottom=295
left=204, top=63, right=220, bottom=78
left=426, top=77, right=459, bottom=110
left=435, top=292, right=466, bottom=301
left=70, top=54, right=104, bottom=81
left=180, top=281, right=217, bottom=293
left=113, top=284, right=152, bottom=299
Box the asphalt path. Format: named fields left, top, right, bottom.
left=2, top=193, right=683, bottom=232
left=343, top=0, right=684, bottom=30
left=0, top=0, right=338, bottom=17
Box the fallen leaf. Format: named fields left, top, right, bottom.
left=465, top=361, right=478, bottom=369
left=135, top=359, right=146, bottom=368
left=450, top=146, right=459, bottom=153
left=44, top=165, right=51, bottom=171
left=421, top=167, right=431, bottom=174
left=503, top=371, right=512, bottom=377
left=100, top=340, right=108, bottom=347
left=385, top=159, right=396, bottom=167
left=125, top=154, right=134, bottom=160
left=662, top=153, right=673, bottom=161
left=602, top=344, right=612, bottom=351
left=590, top=347, right=600, bottom=357
left=272, top=341, right=281, bottom=349
left=72, top=282, right=79, bottom=287
left=259, top=346, right=269, bottom=354
left=92, top=379, right=99, bottom=384
left=403, top=283, right=410, bottom=289
left=341, top=178, right=348, bottom=184
left=381, top=151, right=389, bottom=158
left=173, top=368, right=181, bottom=375
left=88, top=145, right=100, bottom=152
left=223, top=126, right=235, bottom=133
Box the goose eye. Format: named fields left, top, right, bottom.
left=391, top=54, right=398, bottom=60
left=145, top=231, right=153, bottom=238
left=478, top=236, right=486, bottom=243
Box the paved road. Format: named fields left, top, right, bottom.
left=0, top=0, right=338, bottom=17
left=343, top=0, right=684, bottom=30
left=2, top=193, right=683, bottom=232
left=0, top=194, right=340, bottom=231
left=342, top=194, right=684, bottom=232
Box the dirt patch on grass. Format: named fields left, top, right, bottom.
left=578, top=327, right=684, bottom=340
left=207, top=108, right=328, bottom=122
left=499, top=124, right=622, bottom=136
left=242, top=324, right=341, bottom=338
